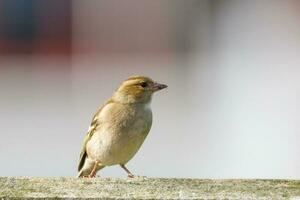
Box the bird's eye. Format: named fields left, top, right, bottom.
left=140, top=82, right=148, bottom=88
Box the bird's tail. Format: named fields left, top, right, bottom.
left=77, top=169, right=85, bottom=178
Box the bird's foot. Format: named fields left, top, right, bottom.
left=126, top=175, right=148, bottom=181
left=87, top=172, right=97, bottom=178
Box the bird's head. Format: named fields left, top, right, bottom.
left=112, top=76, right=167, bottom=103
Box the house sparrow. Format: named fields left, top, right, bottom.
left=77, top=76, right=167, bottom=178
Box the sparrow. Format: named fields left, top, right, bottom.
left=77, top=76, right=167, bottom=178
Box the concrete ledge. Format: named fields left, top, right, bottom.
left=0, top=177, right=300, bottom=199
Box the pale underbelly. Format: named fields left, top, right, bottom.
left=87, top=129, right=148, bottom=166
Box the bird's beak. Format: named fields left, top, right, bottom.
left=151, top=82, right=168, bottom=92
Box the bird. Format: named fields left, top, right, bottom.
left=77, top=76, right=167, bottom=178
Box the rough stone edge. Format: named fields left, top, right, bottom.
left=0, top=177, right=300, bottom=199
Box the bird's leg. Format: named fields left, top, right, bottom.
left=88, top=161, right=99, bottom=178
left=120, top=164, right=134, bottom=178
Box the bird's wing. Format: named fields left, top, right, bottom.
left=77, top=99, right=113, bottom=172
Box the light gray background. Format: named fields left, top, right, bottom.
left=0, top=0, right=299, bottom=178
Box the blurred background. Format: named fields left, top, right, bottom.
left=0, top=0, right=299, bottom=179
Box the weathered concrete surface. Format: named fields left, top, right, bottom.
left=0, top=177, right=299, bottom=199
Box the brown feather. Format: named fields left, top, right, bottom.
left=77, top=99, right=113, bottom=172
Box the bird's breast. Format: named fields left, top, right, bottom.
left=87, top=103, right=153, bottom=165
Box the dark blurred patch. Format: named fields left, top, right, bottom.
left=0, top=0, right=71, bottom=55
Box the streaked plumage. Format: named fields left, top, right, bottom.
left=77, top=76, right=167, bottom=178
